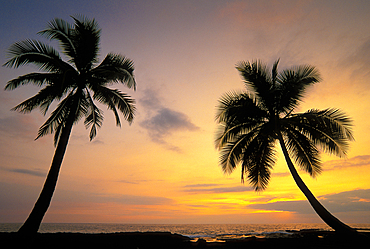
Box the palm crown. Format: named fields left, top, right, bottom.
left=215, top=60, right=354, bottom=191
left=4, top=16, right=136, bottom=144
left=4, top=16, right=137, bottom=234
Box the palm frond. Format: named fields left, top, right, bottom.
left=36, top=92, right=74, bottom=142
left=287, top=108, right=354, bottom=157
left=282, top=127, right=322, bottom=177
left=91, top=53, right=136, bottom=90
left=272, top=59, right=280, bottom=85
left=5, top=72, right=56, bottom=90
left=236, top=60, right=272, bottom=105
left=215, top=91, right=268, bottom=149
left=83, top=90, right=103, bottom=140
left=216, top=91, right=267, bottom=124
left=92, top=86, right=135, bottom=124
left=216, top=122, right=251, bottom=150
left=3, top=39, right=63, bottom=72
left=8, top=72, right=77, bottom=116
left=71, top=16, right=101, bottom=71
left=11, top=83, right=69, bottom=114
left=319, top=108, right=354, bottom=140
left=38, top=18, right=76, bottom=62
left=109, top=90, right=136, bottom=123
left=218, top=133, right=250, bottom=174
left=242, top=132, right=276, bottom=191
left=276, top=65, right=321, bottom=113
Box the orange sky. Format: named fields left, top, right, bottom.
left=1, top=0, right=370, bottom=224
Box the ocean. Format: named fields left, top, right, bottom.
left=2, top=223, right=370, bottom=241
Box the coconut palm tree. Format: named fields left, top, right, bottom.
left=4, top=16, right=136, bottom=234
left=215, top=59, right=356, bottom=233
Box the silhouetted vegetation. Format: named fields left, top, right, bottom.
left=4, top=15, right=136, bottom=234
left=215, top=59, right=356, bottom=234
left=1, top=230, right=369, bottom=248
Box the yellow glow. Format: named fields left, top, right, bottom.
left=250, top=210, right=285, bottom=214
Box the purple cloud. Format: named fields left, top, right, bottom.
left=139, top=88, right=200, bottom=151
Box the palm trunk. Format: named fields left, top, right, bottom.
left=18, top=110, right=76, bottom=234
left=277, top=133, right=356, bottom=234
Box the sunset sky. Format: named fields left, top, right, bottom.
left=1, top=0, right=370, bottom=225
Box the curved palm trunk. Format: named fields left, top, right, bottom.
left=18, top=112, right=75, bottom=234
left=277, top=133, right=356, bottom=234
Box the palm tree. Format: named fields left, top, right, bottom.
left=215, top=59, right=357, bottom=233
left=3, top=16, right=136, bottom=234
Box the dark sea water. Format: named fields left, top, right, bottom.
left=1, top=223, right=370, bottom=241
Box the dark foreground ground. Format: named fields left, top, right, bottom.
left=1, top=230, right=369, bottom=249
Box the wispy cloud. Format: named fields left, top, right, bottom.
left=324, top=155, right=370, bottom=171
left=183, top=184, right=252, bottom=194
left=139, top=88, right=200, bottom=151
left=183, top=183, right=221, bottom=188
left=0, top=181, right=174, bottom=216
left=56, top=190, right=174, bottom=206
left=339, top=37, right=370, bottom=80
left=117, top=178, right=154, bottom=185
left=3, top=167, right=45, bottom=177
left=140, top=107, right=199, bottom=143
left=248, top=189, right=370, bottom=214
left=139, top=88, right=163, bottom=110
left=318, top=189, right=370, bottom=212
left=118, top=180, right=140, bottom=184
left=272, top=172, right=290, bottom=177
left=248, top=199, right=314, bottom=214
left=0, top=115, right=40, bottom=139
left=217, top=0, right=309, bottom=28
left=101, top=194, right=174, bottom=206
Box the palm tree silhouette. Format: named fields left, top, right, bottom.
left=4, top=16, right=136, bottom=234
left=215, top=60, right=356, bottom=233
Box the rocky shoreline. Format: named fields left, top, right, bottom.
left=1, top=230, right=369, bottom=249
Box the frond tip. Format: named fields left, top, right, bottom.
left=3, top=39, right=61, bottom=71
